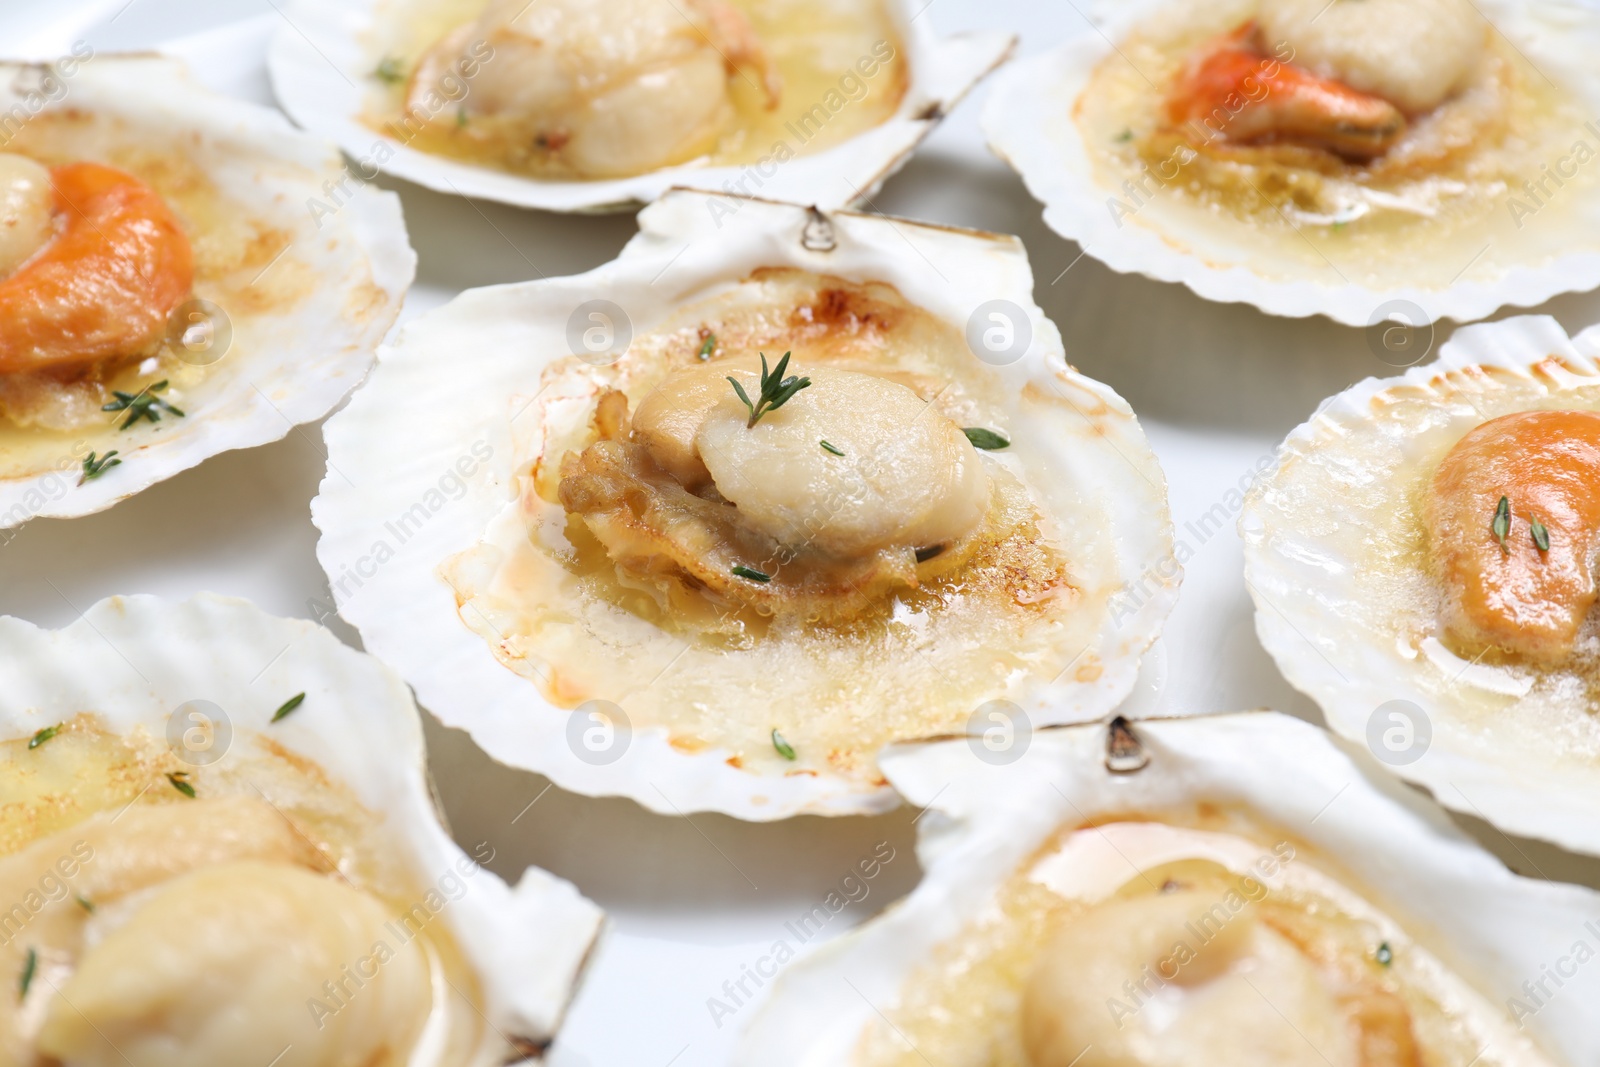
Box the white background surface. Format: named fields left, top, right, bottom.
left=5, top=2, right=1600, bottom=1064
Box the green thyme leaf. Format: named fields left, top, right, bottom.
left=75, top=896, right=94, bottom=914
left=27, top=725, right=58, bottom=750
left=962, top=427, right=1010, bottom=451
left=1492, top=495, right=1511, bottom=553
left=914, top=544, right=946, bottom=563
left=271, top=692, right=306, bottom=723
left=698, top=334, right=716, bottom=361
left=1375, top=941, right=1393, bottom=967
left=728, top=351, right=812, bottom=427
left=103, top=380, right=184, bottom=430
left=1531, top=515, right=1550, bottom=553
left=732, top=564, right=771, bottom=583
left=166, top=771, right=196, bottom=799
left=771, top=728, right=796, bottom=760
left=1115, top=128, right=1134, bottom=143
left=374, top=56, right=406, bottom=84
left=78, top=450, right=121, bottom=485
left=19, top=948, right=36, bottom=1000
left=456, top=106, right=469, bottom=127
left=819, top=440, right=844, bottom=456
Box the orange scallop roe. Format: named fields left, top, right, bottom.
left=0, top=162, right=193, bottom=375
left=1168, top=25, right=1406, bottom=160
left=1428, top=410, right=1600, bottom=664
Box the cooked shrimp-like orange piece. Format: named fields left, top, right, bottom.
left=0, top=162, right=193, bottom=375
left=1169, top=31, right=1406, bottom=160
left=1428, top=410, right=1600, bottom=664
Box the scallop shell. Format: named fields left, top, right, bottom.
left=982, top=0, right=1600, bottom=326
left=1243, top=314, right=1600, bottom=856
left=267, top=0, right=1013, bottom=213
left=0, top=55, right=414, bottom=531
left=311, top=189, right=1179, bottom=820
left=0, top=592, right=602, bottom=1061
left=736, top=711, right=1600, bottom=1066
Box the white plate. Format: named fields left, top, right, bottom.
left=4, top=5, right=1600, bottom=1067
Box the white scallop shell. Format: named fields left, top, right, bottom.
left=736, top=711, right=1600, bottom=1066
left=1243, top=314, right=1600, bottom=856
left=267, top=0, right=1013, bottom=213
left=311, top=189, right=1179, bottom=820
left=982, top=0, right=1600, bottom=326
left=0, top=592, right=602, bottom=1062
left=0, top=55, right=414, bottom=531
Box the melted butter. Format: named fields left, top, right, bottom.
left=853, top=816, right=1553, bottom=1067
left=0, top=110, right=309, bottom=475
left=439, top=270, right=1104, bottom=784
left=1076, top=0, right=1598, bottom=289
left=364, top=0, right=908, bottom=178
left=0, top=714, right=487, bottom=1065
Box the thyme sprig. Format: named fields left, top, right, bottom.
left=819, top=440, right=844, bottom=456
left=1531, top=515, right=1550, bottom=553
left=727, top=352, right=810, bottom=428
left=271, top=693, right=306, bottom=723
left=697, top=333, right=716, bottom=361
left=27, top=726, right=58, bottom=750
left=166, top=771, right=196, bottom=799
left=732, top=564, right=771, bottom=583
left=79, top=450, right=120, bottom=485
left=1491, top=495, right=1511, bottom=554
left=104, top=380, right=184, bottom=430
left=962, top=427, right=1010, bottom=451
left=771, top=728, right=796, bottom=760
left=374, top=56, right=406, bottom=84
left=19, top=948, right=36, bottom=1000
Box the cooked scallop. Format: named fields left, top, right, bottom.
left=983, top=0, right=1600, bottom=324
left=313, top=192, right=1177, bottom=818
left=1259, top=0, right=1486, bottom=113
left=735, top=713, right=1590, bottom=1067
left=0, top=594, right=603, bottom=1066
left=411, top=0, right=780, bottom=178
left=1243, top=314, right=1600, bottom=856
left=269, top=0, right=1015, bottom=212
left=0, top=55, right=413, bottom=532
